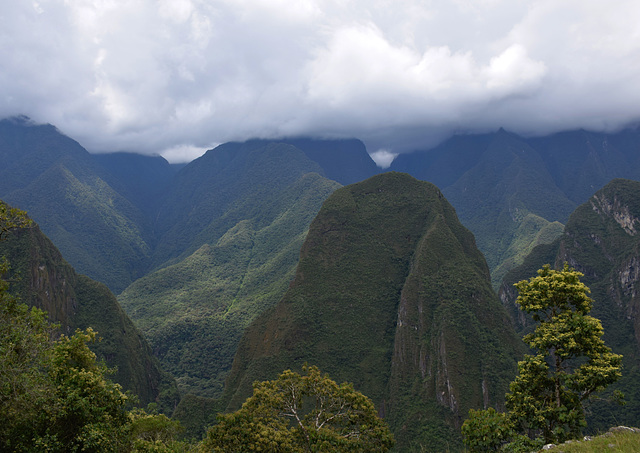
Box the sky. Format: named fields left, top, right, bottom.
left=2, top=1, right=640, bottom=165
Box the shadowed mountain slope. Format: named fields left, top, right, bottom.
left=91, top=151, right=179, bottom=219
left=221, top=172, right=522, bottom=451
left=119, top=143, right=342, bottom=398
left=389, top=127, right=640, bottom=287
left=0, top=117, right=153, bottom=293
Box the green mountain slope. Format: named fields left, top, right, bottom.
left=0, top=118, right=152, bottom=293
left=443, top=130, right=573, bottom=287
left=0, top=215, right=178, bottom=412
left=499, top=178, right=640, bottom=431
left=222, top=172, right=522, bottom=451
left=91, top=151, right=178, bottom=219
left=120, top=165, right=340, bottom=398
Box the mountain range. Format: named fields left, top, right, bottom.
left=390, top=127, right=640, bottom=286
left=2, top=115, right=640, bottom=450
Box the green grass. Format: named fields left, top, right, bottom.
left=541, top=428, right=640, bottom=452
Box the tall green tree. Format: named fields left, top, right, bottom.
left=0, top=266, right=55, bottom=449
left=0, top=202, right=191, bottom=452
left=0, top=203, right=49, bottom=449
left=201, top=365, right=394, bottom=452
left=462, top=264, right=622, bottom=450
left=506, top=264, right=622, bottom=443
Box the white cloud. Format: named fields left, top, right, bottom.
left=160, top=144, right=211, bottom=163
left=1, top=0, right=639, bottom=159
left=370, top=149, right=399, bottom=169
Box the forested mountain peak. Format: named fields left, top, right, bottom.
left=222, top=172, right=522, bottom=450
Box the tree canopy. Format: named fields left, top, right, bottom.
left=202, top=365, right=394, bottom=452
left=0, top=201, right=31, bottom=241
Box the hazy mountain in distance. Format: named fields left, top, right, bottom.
left=389, top=127, right=640, bottom=287
left=0, top=117, right=152, bottom=293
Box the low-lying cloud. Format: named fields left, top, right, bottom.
left=1, top=0, right=639, bottom=162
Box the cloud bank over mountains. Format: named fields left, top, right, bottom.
left=2, top=0, right=639, bottom=162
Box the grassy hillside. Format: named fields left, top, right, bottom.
left=542, top=427, right=640, bottom=452
left=222, top=172, right=522, bottom=451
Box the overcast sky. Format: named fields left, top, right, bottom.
left=2, top=1, right=640, bottom=164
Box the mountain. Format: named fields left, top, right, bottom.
left=389, top=127, right=640, bottom=288
left=0, top=117, right=378, bottom=290
left=0, top=212, right=178, bottom=412
left=275, top=137, right=380, bottom=185
left=119, top=142, right=342, bottom=398
left=499, top=178, right=640, bottom=430
left=91, top=151, right=179, bottom=219
left=0, top=117, right=153, bottom=293
left=220, top=172, right=522, bottom=451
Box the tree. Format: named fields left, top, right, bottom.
left=0, top=201, right=31, bottom=241
left=0, top=266, right=55, bottom=450
left=506, top=264, right=622, bottom=443
left=0, top=202, right=51, bottom=449
left=42, top=328, right=132, bottom=452
left=0, top=202, right=193, bottom=452
left=462, top=264, right=622, bottom=450
left=201, top=365, right=394, bottom=452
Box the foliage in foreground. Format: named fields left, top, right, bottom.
left=201, top=365, right=394, bottom=452
left=462, top=264, right=623, bottom=451
left=0, top=284, right=193, bottom=452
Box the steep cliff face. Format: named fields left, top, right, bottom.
left=0, top=221, right=178, bottom=410
left=499, top=178, right=640, bottom=429
left=223, top=172, right=522, bottom=451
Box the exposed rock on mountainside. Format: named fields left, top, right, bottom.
left=222, top=172, right=522, bottom=451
